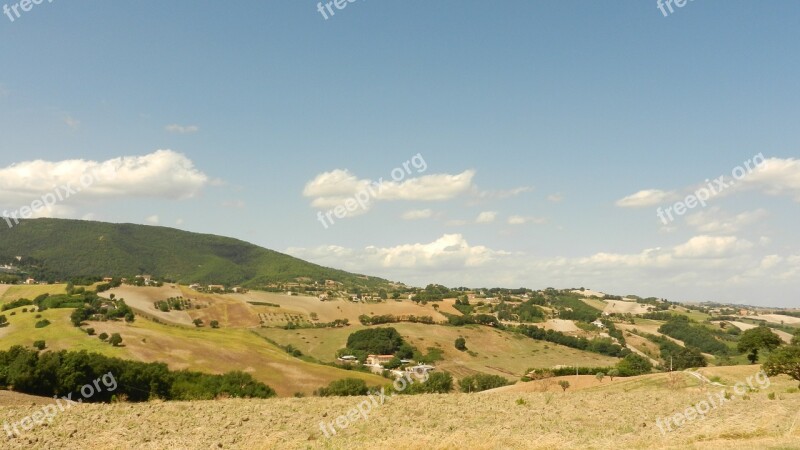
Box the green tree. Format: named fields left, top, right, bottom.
left=458, top=374, right=510, bottom=393
left=86, top=328, right=95, bottom=336
left=454, top=337, right=467, bottom=351
left=0, top=315, right=7, bottom=327
left=193, top=319, right=204, bottom=327
left=608, top=368, right=619, bottom=381
left=738, top=326, right=783, bottom=363
left=315, top=378, right=369, bottom=397
left=558, top=380, right=570, bottom=392
left=616, top=353, right=653, bottom=376
left=32, top=340, right=46, bottom=350
left=792, top=329, right=800, bottom=346
left=98, top=332, right=109, bottom=341
left=763, top=345, right=800, bottom=388
left=210, top=320, right=220, bottom=328
left=109, top=333, right=123, bottom=347
left=595, top=372, right=605, bottom=382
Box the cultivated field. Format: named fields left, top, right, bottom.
left=603, top=300, right=652, bottom=315
left=0, top=305, right=386, bottom=397
left=2, top=369, right=799, bottom=449
left=757, top=314, right=800, bottom=326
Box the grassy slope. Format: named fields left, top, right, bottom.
left=258, top=323, right=620, bottom=380
left=0, top=218, right=390, bottom=288
left=0, top=306, right=386, bottom=397
left=0, top=284, right=67, bottom=303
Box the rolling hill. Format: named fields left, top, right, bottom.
left=0, top=218, right=390, bottom=288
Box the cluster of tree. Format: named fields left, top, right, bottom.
left=514, top=325, right=629, bottom=357
left=602, top=319, right=626, bottom=347
left=411, top=284, right=456, bottom=302
left=315, top=378, right=371, bottom=396
left=495, top=299, right=545, bottom=323
left=640, top=311, right=678, bottom=321
left=0, top=346, right=275, bottom=401
left=345, top=328, right=408, bottom=356
left=358, top=314, right=434, bottom=326
left=283, top=318, right=349, bottom=330
left=658, top=316, right=729, bottom=356
left=396, top=372, right=453, bottom=394
left=615, top=353, right=653, bottom=376
left=763, top=345, right=800, bottom=388
left=525, top=366, right=615, bottom=379
left=154, top=296, right=193, bottom=312
left=69, top=294, right=135, bottom=327
left=445, top=313, right=500, bottom=327
left=641, top=332, right=707, bottom=369
left=549, top=295, right=601, bottom=323
left=737, top=326, right=784, bottom=363
left=458, top=374, right=511, bottom=393
left=452, top=296, right=473, bottom=315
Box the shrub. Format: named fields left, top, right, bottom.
left=34, top=319, right=51, bottom=328
left=32, top=340, right=46, bottom=350
left=616, top=353, right=652, bottom=376
left=99, top=332, right=109, bottom=341
left=454, top=337, right=467, bottom=351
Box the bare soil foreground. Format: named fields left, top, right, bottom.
left=3, top=376, right=800, bottom=449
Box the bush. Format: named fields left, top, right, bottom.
left=99, top=332, right=109, bottom=341
left=454, top=337, right=467, bottom=351
left=32, top=340, right=46, bottom=350
left=346, top=328, right=405, bottom=355
left=34, top=319, right=51, bottom=328
left=109, top=333, right=123, bottom=347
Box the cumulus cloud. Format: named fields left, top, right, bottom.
left=475, top=211, right=497, bottom=223
left=547, top=193, right=564, bottom=203
left=615, top=189, right=678, bottom=208
left=470, top=186, right=532, bottom=202
left=401, top=209, right=434, bottom=220
left=303, top=169, right=476, bottom=217
left=672, top=235, right=753, bottom=259
left=733, top=157, right=800, bottom=201
left=146, top=215, right=160, bottom=225
left=165, top=124, right=200, bottom=134
left=0, top=150, right=210, bottom=208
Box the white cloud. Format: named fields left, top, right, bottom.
left=401, top=209, right=434, bottom=220
left=508, top=215, right=547, bottom=225
left=615, top=189, right=678, bottom=208
left=165, top=124, right=200, bottom=134
left=471, top=186, right=532, bottom=202
left=547, top=193, right=564, bottom=203
left=0, top=150, right=210, bottom=209
left=672, top=235, right=753, bottom=259
left=475, top=211, right=497, bottom=223
left=288, top=234, right=508, bottom=272
left=734, top=157, right=800, bottom=201
left=146, top=215, right=160, bottom=225
left=303, top=169, right=476, bottom=218
left=685, top=207, right=767, bottom=234
left=445, top=219, right=468, bottom=226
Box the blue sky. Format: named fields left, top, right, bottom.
left=1, top=1, right=799, bottom=306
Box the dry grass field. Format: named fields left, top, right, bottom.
left=603, top=300, right=652, bottom=315
left=2, top=368, right=799, bottom=450
left=0, top=284, right=67, bottom=303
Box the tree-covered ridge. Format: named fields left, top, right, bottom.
left=0, top=218, right=391, bottom=289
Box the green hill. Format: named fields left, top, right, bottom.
left=0, top=218, right=389, bottom=288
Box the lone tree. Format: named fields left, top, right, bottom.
left=0, top=315, right=7, bottom=327
left=608, top=369, right=619, bottom=381
left=193, top=319, right=204, bottom=328
left=99, top=332, right=109, bottom=341
left=763, top=345, right=800, bottom=388
left=210, top=320, right=220, bottom=329
left=738, top=326, right=783, bottom=363
left=455, top=337, right=467, bottom=351
left=558, top=380, right=570, bottom=392
left=33, top=340, right=46, bottom=350
left=109, top=333, right=123, bottom=347
left=595, top=372, right=605, bottom=383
